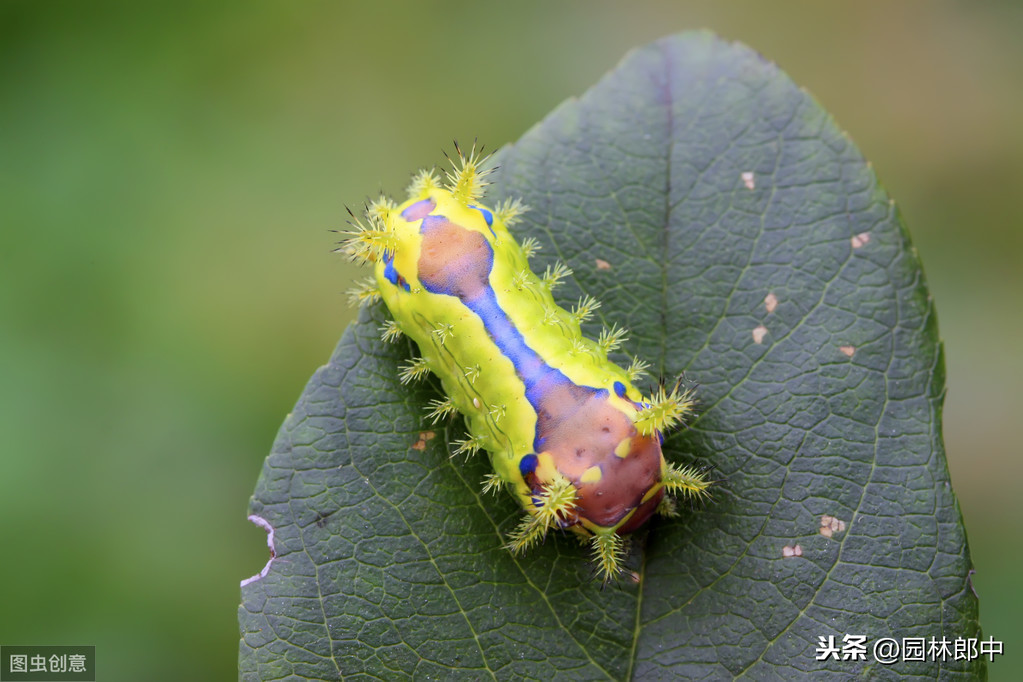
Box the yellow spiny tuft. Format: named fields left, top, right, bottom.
left=507, top=477, right=578, bottom=553
left=463, top=364, right=482, bottom=385
left=346, top=276, right=382, bottom=308
left=662, top=462, right=712, bottom=501
left=444, top=140, right=493, bottom=205
left=634, top=384, right=696, bottom=436
left=339, top=208, right=396, bottom=264
left=568, top=337, right=589, bottom=356
left=519, top=236, right=541, bottom=260
left=452, top=433, right=486, bottom=460
left=542, top=305, right=560, bottom=325
left=379, top=319, right=403, bottom=343
left=511, top=269, right=530, bottom=291
left=597, top=324, right=629, bottom=355
left=432, top=322, right=455, bottom=344
left=425, top=397, right=458, bottom=424
left=656, top=495, right=680, bottom=518
left=406, top=168, right=441, bottom=199
left=624, top=357, right=651, bottom=383
left=488, top=403, right=507, bottom=424
left=590, top=531, right=626, bottom=584
left=481, top=473, right=504, bottom=495
left=366, top=195, right=397, bottom=223
left=494, top=197, right=528, bottom=226
left=541, top=262, right=572, bottom=291
left=398, top=357, right=432, bottom=384
left=570, top=295, right=602, bottom=325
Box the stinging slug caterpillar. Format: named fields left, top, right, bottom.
left=340, top=143, right=711, bottom=582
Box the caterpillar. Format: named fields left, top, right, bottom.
left=340, top=144, right=710, bottom=582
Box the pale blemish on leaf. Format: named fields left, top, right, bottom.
left=782, top=544, right=803, bottom=558
left=595, top=258, right=612, bottom=271
left=411, top=431, right=436, bottom=451
left=241, top=515, right=277, bottom=587
left=851, top=232, right=871, bottom=249
left=752, top=325, right=768, bottom=344
left=839, top=345, right=856, bottom=357
left=741, top=171, right=755, bottom=190
left=820, top=514, right=847, bottom=538
left=764, top=292, right=778, bottom=314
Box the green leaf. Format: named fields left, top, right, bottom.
left=239, top=32, right=981, bottom=680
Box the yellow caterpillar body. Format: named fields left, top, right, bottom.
left=343, top=146, right=710, bottom=581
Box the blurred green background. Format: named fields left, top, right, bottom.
left=1, top=1, right=1019, bottom=679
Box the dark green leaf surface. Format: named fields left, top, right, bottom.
left=239, top=32, right=981, bottom=680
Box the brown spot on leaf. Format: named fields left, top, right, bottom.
left=595, top=258, right=612, bottom=271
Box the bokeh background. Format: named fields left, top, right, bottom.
left=1, top=1, right=1020, bottom=679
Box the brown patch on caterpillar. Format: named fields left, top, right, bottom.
left=575, top=433, right=663, bottom=530
left=532, top=381, right=662, bottom=529
left=417, top=215, right=492, bottom=299
left=617, top=485, right=665, bottom=534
